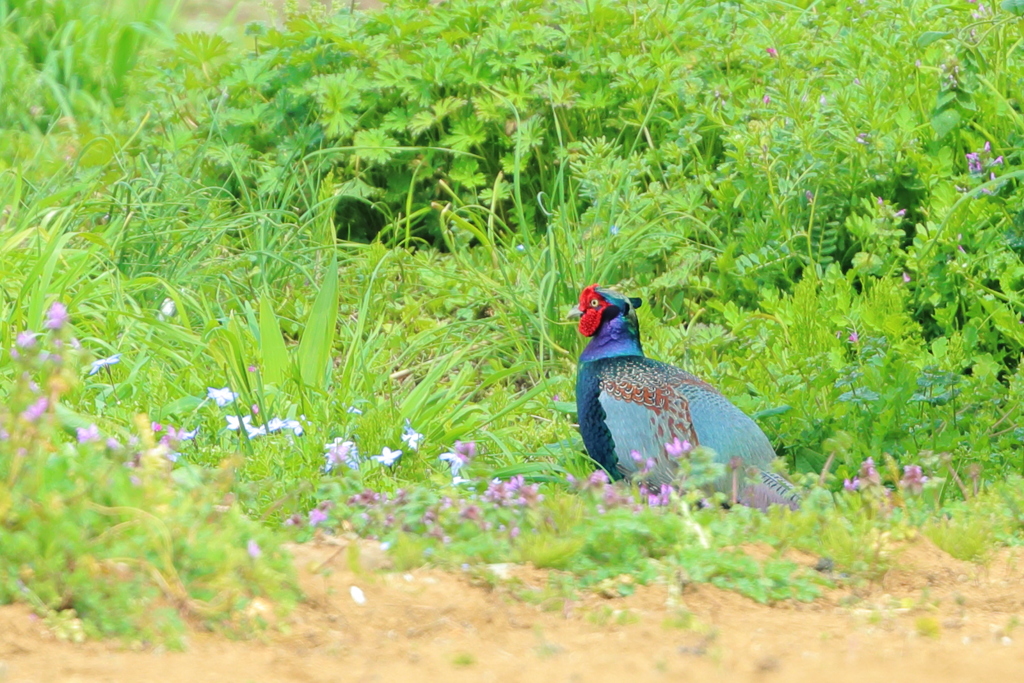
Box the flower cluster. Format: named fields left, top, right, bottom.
left=150, top=422, right=199, bottom=461
left=482, top=475, right=542, bottom=508
left=319, top=414, right=430, bottom=473
left=844, top=457, right=928, bottom=496
left=569, top=470, right=641, bottom=514
left=211, top=386, right=305, bottom=440
left=965, top=141, right=1003, bottom=179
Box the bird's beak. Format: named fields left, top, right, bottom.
left=566, top=307, right=582, bottom=320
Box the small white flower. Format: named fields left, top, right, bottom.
left=246, top=424, right=267, bottom=439
left=282, top=419, right=303, bottom=436
left=400, top=420, right=424, bottom=451
left=88, top=354, right=122, bottom=376
left=452, top=476, right=471, bottom=486
left=346, top=406, right=363, bottom=415
left=267, top=417, right=286, bottom=433
left=207, top=386, right=238, bottom=407
left=350, top=585, right=366, bottom=605
left=226, top=415, right=265, bottom=438
left=225, top=415, right=249, bottom=431
left=439, top=451, right=463, bottom=475
left=157, top=298, right=177, bottom=321
left=372, top=447, right=402, bottom=467
left=178, top=427, right=199, bottom=441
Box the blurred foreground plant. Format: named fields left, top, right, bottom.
left=0, top=303, right=299, bottom=645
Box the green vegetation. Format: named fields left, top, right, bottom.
left=3, top=0, right=1024, bottom=643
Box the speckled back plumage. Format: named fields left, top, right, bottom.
left=572, top=285, right=797, bottom=510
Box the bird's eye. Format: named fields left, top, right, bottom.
left=590, top=299, right=600, bottom=307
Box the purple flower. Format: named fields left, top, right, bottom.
left=581, top=470, right=610, bottom=490
left=247, top=539, right=262, bottom=559
left=644, top=483, right=673, bottom=507
left=15, top=331, right=37, bottom=350
left=805, top=190, right=814, bottom=202
left=44, top=302, right=69, bottom=331
left=844, top=477, right=860, bottom=492
left=966, top=152, right=983, bottom=174
left=848, top=331, right=859, bottom=343
left=762, top=94, right=771, bottom=105
left=308, top=507, right=329, bottom=526
left=21, top=396, right=48, bottom=422
left=76, top=424, right=100, bottom=444
left=903, top=272, right=912, bottom=283
left=454, top=440, right=476, bottom=461
left=324, top=439, right=359, bottom=471
left=766, top=47, right=778, bottom=58
left=665, top=437, right=692, bottom=459
left=602, top=483, right=631, bottom=509
left=900, top=465, right=928, bottom=495
left=484, top=478, right=516, bottom=506
left=859, top=457, right=881, bottom=487
left=856, top=133, right=869, bottom=145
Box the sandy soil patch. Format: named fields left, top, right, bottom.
left=2, top=537, right=1024, bottom=682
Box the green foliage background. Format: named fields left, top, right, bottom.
left=3, top=0, right=1024, bottom=642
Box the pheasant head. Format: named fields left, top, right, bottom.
left=570, top=284, right=643, bottom=337
left=570, top=284, right=645, bottom=360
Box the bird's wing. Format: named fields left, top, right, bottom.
left=596, top=359, right=700, bottom=480
left=596, top=358, right=780, bottom=496
left=679, top=380, right=777, bottom=471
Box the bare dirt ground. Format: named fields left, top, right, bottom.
left=3, top=538, right=1024, bottom=682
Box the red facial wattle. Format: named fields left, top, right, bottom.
left=577, top=284, right=608, bottom=337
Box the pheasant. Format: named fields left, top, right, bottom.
left=569, top=284, right=797, bottom=510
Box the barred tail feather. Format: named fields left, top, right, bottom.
left=738, top=471, right=800, bottom=511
